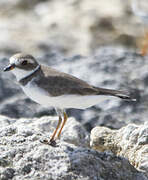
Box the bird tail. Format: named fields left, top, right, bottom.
left=95, top=87, right=136, bottom=101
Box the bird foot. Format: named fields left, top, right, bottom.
left=40, top=138, right=57, bottom=147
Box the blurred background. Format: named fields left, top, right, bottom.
left=0, top=0, right=148, bottom=131
left=0, top=0, right=147, bottom=56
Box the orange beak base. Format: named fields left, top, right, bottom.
left=4, top=64, right=15, bottom=72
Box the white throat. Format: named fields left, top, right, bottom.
left=11, top=65, right=40, bottom=81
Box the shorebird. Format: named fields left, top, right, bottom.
left=4, top=53, right=136, bottom=145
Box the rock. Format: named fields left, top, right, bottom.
left=90, top=123, right=148, bottom=176
left=0, top=115, right=89, bottom=148
left=0, top=115, right=147, bottom=180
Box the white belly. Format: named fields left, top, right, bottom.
left=21, top=81, right=116, bottom=109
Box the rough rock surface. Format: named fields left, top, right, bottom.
left=0, top=47, right=147, bottom=131
left=90, top=123, right=148, bottom=176
left=0, top=115, right=147, bottom=180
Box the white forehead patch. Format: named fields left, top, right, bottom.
left=9, top=57, right=20, bottom=65
left=10, top=56, right=35, bottom=65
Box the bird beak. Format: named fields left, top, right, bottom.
left=3, top=64, right=15, bottom=72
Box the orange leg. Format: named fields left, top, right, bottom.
left=140, top=32, right=148, bottom=56
left=50, top=115, right=62, bottom=143
left=57, top=112, right=68, bottom=139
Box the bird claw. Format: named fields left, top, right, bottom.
left=40, top=139, right=57, bottom=147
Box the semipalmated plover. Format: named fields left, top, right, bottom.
left=4, top=53, right=136, bottom=145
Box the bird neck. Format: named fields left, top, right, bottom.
left=18, top=65, right=41, bottom=86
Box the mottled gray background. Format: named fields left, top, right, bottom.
left=0, top=0, right=148, bottom=131
left=0, top=0, right=146, bottom=56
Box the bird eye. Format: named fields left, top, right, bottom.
left=21, top=60, right=28, bottom=65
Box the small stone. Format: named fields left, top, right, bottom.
left=2, top=168, right=15, bottom=179
left=22, top=164, right=32, bottom=174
